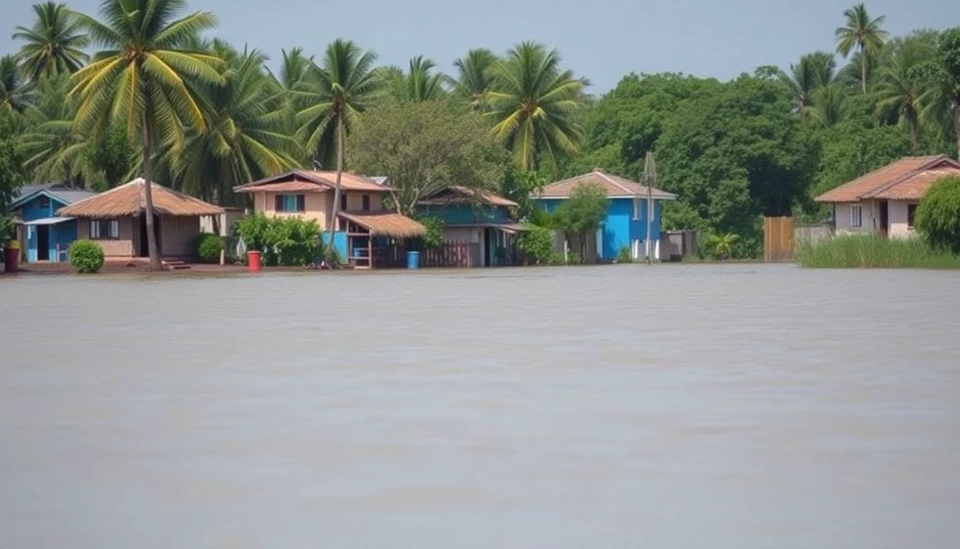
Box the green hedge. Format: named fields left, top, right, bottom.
left=68, top=240, right=105, bottom=274
left=195, top=233, right=222, bottom=263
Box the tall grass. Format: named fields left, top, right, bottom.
left=796, top=235, right=960, bottom=268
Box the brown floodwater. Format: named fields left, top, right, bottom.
left=1, top=264, right=959, bottom=548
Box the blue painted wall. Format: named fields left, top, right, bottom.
left=534, top=197, right=664, bottom=260
left=417, top=204, right=509, bottom=225
left=19, top=194, right=78, bottom=262
left=321, top=232, right=348, bottom=260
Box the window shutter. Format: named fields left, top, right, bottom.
left=90, top=220, right=98, bottom=238
left=297, top=195, right=305, bottom=212
left=362, top=194, right=370, bottom=211
left=110, top=220, right=119, bottom=238
left=340, top=193, right=348, bottom=211
left=275, top=194, right=283, bottom=212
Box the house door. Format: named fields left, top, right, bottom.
left=879, top=201, right=889, bottom=237
left=483, top=228, right=492, bottom=267
left=139, top=216, right=162, bottom=257
left=37, top=225, right=50, bottom=261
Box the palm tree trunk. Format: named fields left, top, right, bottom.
left=326, top=114, right=345, bottom=262
left=141, top=119, right=160, bottom=270
left=909, top=116, right=919, bottom=156
left=860, top=44, right=867, bottom=94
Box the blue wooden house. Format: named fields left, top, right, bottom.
left=533, top=169, right=676, bottom=262
left=11, top=184, right=97, bottom=262
left=416, top=186, right=524, bottom=267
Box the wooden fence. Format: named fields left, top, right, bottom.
left=380, top=240, right=482, bottom=268
left=763, top=216, right=794, bottom=261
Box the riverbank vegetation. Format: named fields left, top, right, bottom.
left=1, top=0, right=959, bottom=264
left=796, top=236, right=960, bottom=268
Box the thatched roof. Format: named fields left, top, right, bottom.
left=235, top=171, right=394, bottom=194
left=338, top=211, right=426, bottom=238
left=57, top=178, right=223, bottom=219
left=418, top=186, right=518, bottom=207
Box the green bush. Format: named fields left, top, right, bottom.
left=616, top=246, right=633, bottom=263
left=702, top=233, right=740, bottom=260
left=516, top=226, right=554, bottom=265
left=417, top=215, right=444, bottom=250
left=796, top=235, right=960, bottom=268
left=195, top=233, right=222, bottom=263
left=68, top=239, right=105, bottom=274
left=915, top=175, right=960, bottom=255
left=234, top=213, right=324, bottom=266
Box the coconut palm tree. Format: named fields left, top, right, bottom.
left=69, top=0, right=224, bottom=270
left=811, top=83, right=848, bottom=127
left=836, top=3, right=889, bottom=94
left=172, top=41, right=298, bottom=205
left=294, top=39, right=381, bottom=260
left=382, top=56, right=446, bottom=102
left=781, top=51, right=837, bottom=115
left=485, top=42, right=588, bottom=171
left=12, top=2, right=89, bottom=81
left=450, top=48, right=497, bottom=111
left=0, top=55, right=33, bottom=112
left=874, top=35, right=938, bottom=153
left=20, top=72, right=85, bottom=182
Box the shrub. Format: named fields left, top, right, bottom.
left=516, top=226, right=554, bottom=265
left=796, top=235, right=960, bottom=268
left=68, top=239, right=105, bottom=274
left=235, top=213, right=324, bottom=266
left=234, top=212, right=270, bottom=253
left=616, top=246, right=633, bottom=264
left=703, top=233, right=740, bottom=260
left=915, top=175, right=960, bottom=255
left=195, top=233, right=222, bottom=263
left=417, top=215, right=444, bottom=250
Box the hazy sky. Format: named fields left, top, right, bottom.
left=1, top=0, right=958, bottom=92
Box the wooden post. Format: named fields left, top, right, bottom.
left=368, top=234, right=373, bottom=269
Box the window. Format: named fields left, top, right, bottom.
left=632, top=198, right=641, bottom=220
left=340, top=193, right=348, bottom=211
left=908, top=204, right=918, bottom=228
left=275, top=194, right=305, bottom=213
left=361, top=194, right=371, bottom=211
left=850, top=204, right=862, bottom=228
left=39, top=196, right=50, bottom=209
left=90, top=219, right=119, bottom=239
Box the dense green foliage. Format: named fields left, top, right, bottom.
left=915, top=175, right=960, bottom=254
left=796, top=235, right=960, bottom=268
left=67, top=239, right=104, bottom=273
left=194, top=233, right=222, bottom=263
left=515, top=226, right=554, bottom=265
left=553, top=182, right=607, bottom=260
left=1, top=2, right=958, bottom=265
left=235, top=213, right=323, bottom=266
left=347, top=100, right=506, bottom=215
left=417, top=215, right=444, bottom=250
left=703, top=233, right=740, bottom=261
left=0, top=110, right=25, bottom=240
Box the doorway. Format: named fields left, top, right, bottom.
left=879, top=201, right=889, bottom=237
left=138, top=216, right=161, bottom=257
left=483, top=228, right=492, bottom=267
left=37, top=225, right=49, bottom=261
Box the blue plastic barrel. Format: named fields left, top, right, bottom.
left=353, top=247, right=365, bottom=258
left=406, top=251, right=420, bottom=269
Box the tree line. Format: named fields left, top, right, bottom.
left=1, top=0, right=959, bottom=261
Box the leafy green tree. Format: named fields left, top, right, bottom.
left=382, top=56, right=447, bottom=102
left=172, top=41, right=298, bottom=204
left=937, top=27, right=960, bottom=159
left=449, top=48, right=497, bottom=111
left=485, top=42, right=588, bottom=171
left=295, top=39, right=382, bottom=259
left=780, top=52, right=836, bottom=114
left=1, top=55, right=32, bottom=113
left=0, top=110, right=26, bottom=241
left=915, top=175, right=960, bottom=254
left=12, top=2, right=89, bottom=81
left=85, top=124, right=135, bottom=189
left=553, top=182, right=607, bottom=260
left=347, top=100, right=506, bottom=215
left=70, top=0, right=225, bottom=270
left=835, top=3, right=889, bottom=94
left=501, top=168, right=546, bottom=219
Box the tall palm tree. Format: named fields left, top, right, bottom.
left=780, top=51, right=837, bottom=114
left=450, top=48, right=496, bottom=111
left=12, top=2, right=89, bottom=81
left=1, top=55, right=33, bottom=112
left=836, top=3, right=889, bottom=94
left=20, top=72, right=86, bottom=182
left=382, top=56, right=446, bottom=102
left=70, top=0, right=224, bottom=270
left=294, top=39, right=381, bottom=260
left=485, top=42, right=588, bottom=171
left=874, top=36, right=937, bottom=153
left=268, top=47, right=312, bottom=91
left=172, top=41, right=298, bottom=204
left=811, top=83, right=848, bottom=127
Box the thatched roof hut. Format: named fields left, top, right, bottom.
left=58, top=178, right=223, bottom=219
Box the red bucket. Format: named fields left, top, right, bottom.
left=247, top=250, right=261, bottom=273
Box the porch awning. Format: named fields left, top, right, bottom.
left=338, top=211, right=426, bottom=238
left=25, top=216, right=75, bottom=225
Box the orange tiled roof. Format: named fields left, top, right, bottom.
left=235, top=171, right=393, bottom=193
left=538, top=169, right=676, bottom=200
left=815, top=156, right=960, bottom=203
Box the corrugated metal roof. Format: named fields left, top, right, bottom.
left=25, top=216, right=75, bottom=225
left=48, top=190, right=97, bottom=204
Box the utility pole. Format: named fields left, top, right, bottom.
left=643, top=152, right=656, bottom=264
